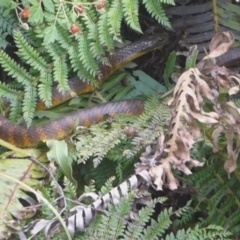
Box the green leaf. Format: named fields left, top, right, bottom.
left=53, top=57, right=69, bottom=93
left=0, top=0, right=13, bottom=7
left=0, top=50, right=34, bottom=84
left=29, top=4, right=44, bottom=24
left=163, top=51, right=176, bottom=89
left=107, top=0, right=123, bottom=40
left=126, top=75, right=152, bottom=96
left=43, top=25, right=59, bottom=44
left=38, top=71, right=53, bottom=108
left=14, top=31, right=48, bottom=72
left=22, top=85, right=37, bottom=127
left=133, top=70, right=167, bottom=93
left=0, top=82, right=19, bottom=100
left=143, top=0, right=172, bottom=29
left=122, top=0, right=142, bottom=33
left=185, top=47, right=199, bottom=70
left=28, top=0, right=38, bottom=4
left=43, top=0, right=55, bottom=13
left=98, top=12, right=114, bottom=50
left=46, top=140, right=77, bottom=187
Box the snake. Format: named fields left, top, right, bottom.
left=0, top=34, right=167, bottom=148
left=0, top=34, right=239, bottom=148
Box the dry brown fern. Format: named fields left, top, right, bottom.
left=143, top=31, right=240, bottom=190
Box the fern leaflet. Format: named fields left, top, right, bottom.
left=38, top=72, right=53, bottom=108
left=98, top=11, right=115, bottom=50
left=14, top=31, right=48, bottom=72
left=53, top=56, right=69, bottom=93
left=143, top=0, right=172, bottom=29
left=107, top=0, right=123, bottom=41
left=0, top=50, right=34, bottom=84
left=122, top=0, right=142, bottom=33
left=78, top=34, right=100, bottom=76
left=22, top=84, right=37, bottom=127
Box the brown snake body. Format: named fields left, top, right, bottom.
left=1, top=33, right=239, bottom=148
left=1, top=34, right=166, bottom=148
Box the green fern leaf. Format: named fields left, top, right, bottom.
left=142, top=208, right=173, bottom=240
left=9, top=99, right=22, bottom=123
left=0, top=6, right=16, bottom=49
left=158, top=0, right=175, bottom=4
left=0, top=82, right=19, bottom=101
left=83, top=10, right=98, bottom=41
left=53, top=56, right=69, bottom=93
left=68, top=46, right=96, bottom=84
left=14, top=30, right=48, bottom=72
left=122, top=0, right=142, bottom=33
left=22, top=85, right=37, bottom=127
left=84, top=11, right=109, bottom=65
left=90, top=39, right=109, bottom=65
left=126, top=198, right=156, bottom=239
left=77, top=34, right=100, bottom=76
left=143, top=0, right=171, bottom=29
left=38, top=72, right=53, bottom=108
left=0, top=50, right=34, bottom=84
left=45, top=42, right=64, bottom=59
left=107, top=0, right=123, bottom=41
left=98, top=11, right=114, bottom=50
left=56, top=25, right=73, bottom=49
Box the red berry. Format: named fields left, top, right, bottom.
left=76, top=5, right=84, bottom=14
left=71, top=24, right=80, bottom=34
left=96, top=0, right=105, bottom=10
left=21, top=8, right=30, bottom=19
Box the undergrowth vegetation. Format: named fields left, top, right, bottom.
left=0, top=1, right=240, bottom=240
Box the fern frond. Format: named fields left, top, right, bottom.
left=143, top=0, right=171, bottom=29
left=45, top=42, right=64, bottom=59
left=143, top=208, right=173, bottom=239
left=56, top=24, right=73, bottom=49
left=38, top=72, right=53, bottom=108
left=63, top=178, right=77, bottom=199
left=98, top=11, right=114, bottom=50
left=175, top=200, right=199, bottom=228
left=99, top=176, right=115, bottom=195
left=126, top=197, right=156, bottom=239
left=77, top=34, right=100, bottom=76
left=185, top=141, right=240, bottom=235
left=122, top=0, right=142, bottom=33
left=83, top=10, right=98, bottom=41
left=75, top=123, right=125, bottom=167
left=158, top=0, right=175, bottom=4
left=0, top=50, right=34, bottom=84
left=124, top=96, right=170, bottom=158
left=9, top=98, right=22, bottom=122
left=53, top=56, right=69, bottom=93
left=90, top=40, right=109, bottom=65
left=0, top=5, right=16, bottom=49
left=0, top=82, right=19, bottom=101
left=38, top=186, right=56, bottom=219
left=68, top=46, right=96, bottom=84
left=22, top=85, right=37, bottom=127
left=85, top=15, right=108, bottom=65
left=165, top=225, right=232, bottom=240
left=107, top=0, right=123, bottom=41
left=14, top=31, right=48, bottom=72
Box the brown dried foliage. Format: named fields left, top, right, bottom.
left=136, top=32, right=240, bottom=190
